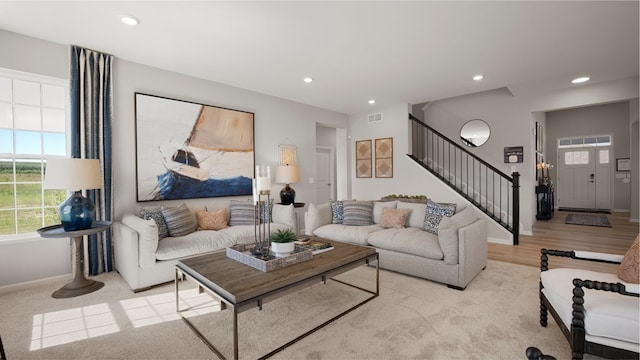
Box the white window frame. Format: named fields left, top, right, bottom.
left=0, top=67, right=69, bottom=241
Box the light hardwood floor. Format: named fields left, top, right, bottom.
left=488, top=211, right=639, bottom=273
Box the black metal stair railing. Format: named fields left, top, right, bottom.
left=409, top=114, right=520, bottom=245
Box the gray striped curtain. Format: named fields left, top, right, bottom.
left=69, top=45, right=114, bottom=275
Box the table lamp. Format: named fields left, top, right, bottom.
left=275, top=164, right=300, bottom=205
left=44, top=158, right=103, bottom=231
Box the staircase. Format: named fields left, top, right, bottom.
left=408, top=114, right=520, bottom=245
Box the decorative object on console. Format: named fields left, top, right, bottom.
left=44, top=158, right=103, bottom=231
left=134, top=93, right=255, bottom=202
left=275, top=164, right=300, bottom=205
left=355, top=139, right=372, bottom=178
left=375, top=137, right=393, bottom=178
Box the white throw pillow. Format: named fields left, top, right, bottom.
left=305, top=203, right=332, bottom=235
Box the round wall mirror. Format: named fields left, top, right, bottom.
left=460, top=119, right=490, bottom=147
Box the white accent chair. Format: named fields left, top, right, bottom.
left=539, top=248, right=639, bottom=360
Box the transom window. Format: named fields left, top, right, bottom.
left=558, top=135, right=611, bottom=148
left=0, top=68, right=68, bottom=237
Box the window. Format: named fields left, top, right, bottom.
left=564, top=151, right=589, bottom=165
left=558, top=135, right=611, bottom=148
left=0, top=68, right=68, bottom=237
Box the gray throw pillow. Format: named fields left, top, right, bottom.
left=229, top=200, right=256, bottom=226
left=161, top=203, right=196, bottom=237
left=342, top=200, right=374, bottom=226
left=423, top=200, right=456, bottom=234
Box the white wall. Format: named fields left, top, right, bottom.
left=0, top=29, right=348, bottom=287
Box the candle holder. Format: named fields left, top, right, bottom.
left=251, top=190, right=272, bottom=260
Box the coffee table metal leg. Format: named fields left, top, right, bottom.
left=233, top=309, right=239, bottom=360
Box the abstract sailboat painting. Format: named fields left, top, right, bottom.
left=135, top=93, right=254, bottom=201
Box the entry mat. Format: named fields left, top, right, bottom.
left=565, top=214, right=612, bottom=227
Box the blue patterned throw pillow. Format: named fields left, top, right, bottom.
left=423, top=200, right=456, bottom=234
left=330, top=200, right=344, bottom=224
left=139, top=207, right=170, bottom=239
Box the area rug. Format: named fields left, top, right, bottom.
left=565, top=213, right=612, bottom=227
left=0, top=260, right=597, bottom=360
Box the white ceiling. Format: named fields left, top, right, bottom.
left=0, top=1, right=637, bottom=115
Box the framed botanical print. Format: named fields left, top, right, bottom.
left=375, top=137, right=393, bottom=178
left=355, top=139, right=372, bottom=178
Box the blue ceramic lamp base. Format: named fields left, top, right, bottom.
left=59, top=191, right=96, bottom=231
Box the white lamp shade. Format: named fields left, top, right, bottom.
left=275, top=165, right=300, bottom=184
left=44, top=158, right=103, bottom=191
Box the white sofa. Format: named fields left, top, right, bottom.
left=113, top=202, right=297, bottom=291
left=305, top=200, right=487, bottom=290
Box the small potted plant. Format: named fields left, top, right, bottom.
left=270, top=229, right=297, bottom=257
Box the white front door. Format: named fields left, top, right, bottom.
left=315, top=147, right=334, bottom=203
left=557, top=147, right=611, bottom=210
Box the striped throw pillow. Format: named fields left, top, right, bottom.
left=229, top=200, right=256, bottom=226
left=161, top=203, right=196, bottom=237
left=342, top=200, right=374, bottom=226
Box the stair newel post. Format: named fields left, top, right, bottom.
left=512, top=171, right=520, bottom=245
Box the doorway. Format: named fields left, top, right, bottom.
left=315, top=147, right=335, bottom=203
left=557, top=136, right=612, bottom=211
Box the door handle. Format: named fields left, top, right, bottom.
left=589, top=173, right=594, bottom=183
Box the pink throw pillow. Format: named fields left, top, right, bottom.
left=379, top=207, right=410, bottom=229
left=196, top=208, right=228, bottom=231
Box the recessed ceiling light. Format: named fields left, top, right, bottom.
left=368, top=100, right=376, bottom=105
left=571, top=76, right=590, bottom=84
left=120, top=15, right=140, bottom=26
left=303, top=77, right=313, bottom=83
left=473, top=75, right=484, bottom=81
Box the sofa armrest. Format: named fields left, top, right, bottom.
left=120, top=214, right=159, bottom=269
left=457, top=219, right=488, bottom=287
left=540, top=249, right=622, bottom=271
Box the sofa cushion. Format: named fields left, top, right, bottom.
left=379, top=207, right=410, bottom=229
left=367, top=227, right=443, bottom=260
left=342, top=200, right=374, bottom=226
left=313, top=224, right=383, bottom=245
left=229, top=200, right=255, bottom=226
left=397, top=201, right=427, bottom=229
left=437, top=207, right=478, bottom=265
left=155, top=230, right=235, bottom=261
left=373, top=200, right=396, bottom=224
left=307, top=203, right=332, bottom=233
left=138, top=207, right=169, bottom=240
left=541, top=268, right=640, bottom=347
left=161, top=202, right=196, bottom=237
left=196, top=208, right=228, bottom=231
left=618, top=235, right=640, bottom=283
left=330, top=200, right=344, bottom=224
left=218, top=223, right=294, bottom=246
left=424, top=200, right=456, bottom=234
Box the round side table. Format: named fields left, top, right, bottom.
left=38, top=221, right=112, bottom=298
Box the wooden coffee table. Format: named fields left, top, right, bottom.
left=175, top=240, right=379, bottom=360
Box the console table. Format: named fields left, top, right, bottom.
left=535, top=184, right=555, bottom=220
left=38, top=221, right=111, bottom=298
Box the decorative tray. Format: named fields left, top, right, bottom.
left=226, top=244, right=313, bottom=272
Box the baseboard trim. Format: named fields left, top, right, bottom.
left=0, top=273, right=70, bottom=291
left=488, top=237, right=512, bottom=245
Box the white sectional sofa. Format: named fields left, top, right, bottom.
left=113, top=202, right=297, bottom=291
left=305, top=200, right=487, bottom=289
